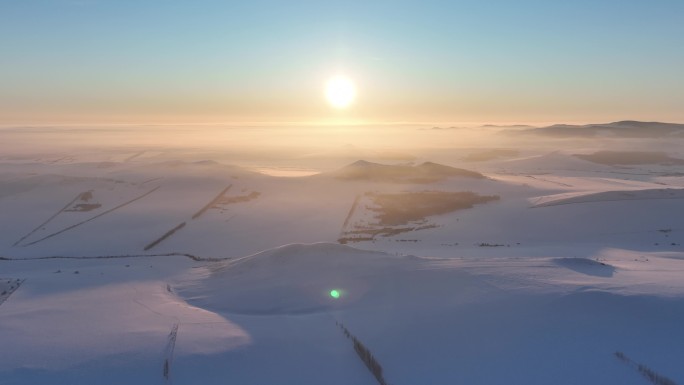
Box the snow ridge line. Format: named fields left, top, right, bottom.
left=0, top=253, right=226, bottom=262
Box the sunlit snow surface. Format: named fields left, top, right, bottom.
left=2, top=125, right=684, bottom=384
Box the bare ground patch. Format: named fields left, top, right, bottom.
left=333, top=160, right=484, bottom=184
left=339, top=191, right=499, bottom=243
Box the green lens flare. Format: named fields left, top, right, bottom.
left=330, top=289, right=340, bottom=299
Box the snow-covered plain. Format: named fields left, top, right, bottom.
left=2, top=124, right=684, bottom=384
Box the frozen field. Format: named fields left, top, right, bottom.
left=2, top=123, right=684, bottom=384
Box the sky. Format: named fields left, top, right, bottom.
left=1, top=0, right=683, bottom=125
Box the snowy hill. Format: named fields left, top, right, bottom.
left=176, top=243, right=419, bottom=315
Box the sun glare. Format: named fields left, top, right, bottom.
left=325, top=75, right=356, bottom=109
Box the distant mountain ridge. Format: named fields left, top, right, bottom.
left=330, top=160, right=485, bottom=183
left=511, top=121, right=684, bottom=138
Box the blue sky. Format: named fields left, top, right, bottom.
left=1, top=0, right=683, bottom=124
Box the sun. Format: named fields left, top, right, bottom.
left=325, top=75, right=356, bottom=109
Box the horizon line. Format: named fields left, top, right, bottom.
left=1, top=118, right=682, bottom=129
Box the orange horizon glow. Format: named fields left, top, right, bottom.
left=2, top=116, right=684, bottom=128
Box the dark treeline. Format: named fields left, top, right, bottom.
left=144, top=221, right=187, bottom=251
left=337, top=322, right=390, bottom=385
left=614, top=351, right=678, bottom=385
